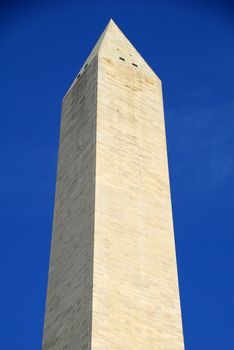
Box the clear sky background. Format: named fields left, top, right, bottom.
left=0, top=0, right=233, bottom=349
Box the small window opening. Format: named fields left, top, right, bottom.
left=77, top=74, right=80, bottom=79
left=132, top=63, right=138, bottom=67
left=119, top=57, right=125, bottom=61
left=84, top=64, right=88, bottom=69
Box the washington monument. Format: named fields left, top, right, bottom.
left=42, top=19, right=184, bottom=349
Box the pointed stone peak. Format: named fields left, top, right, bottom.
left=83, top=18, right=124, bottom=61
left=98, top=19, right=159, bottom=79
left=105, top=18, right=122, bottom=32
left=106, top=18, right=116, bottom=27
left=65, top=20, right=159, bottom=96
left=80, top=18, right=158, bottom=73
left=100, top=18, right=133, bottom=49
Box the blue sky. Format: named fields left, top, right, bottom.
left=0, top=1, right=233, bottom=349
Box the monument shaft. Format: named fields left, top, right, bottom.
left=42, top=20, right=184, bottom=350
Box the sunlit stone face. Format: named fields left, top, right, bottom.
left=42, top=19, right=184, bottom=350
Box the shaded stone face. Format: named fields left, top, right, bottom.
left=42, top=19, right=184, bottom=350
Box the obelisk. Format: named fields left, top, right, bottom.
left=42, top=19, right=184, bottom=350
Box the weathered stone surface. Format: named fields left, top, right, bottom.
left=42, top=57, right=97, bottom=350
left=42, top=19, right=184, bottom=350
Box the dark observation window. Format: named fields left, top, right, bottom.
left=84, top=64, right=88, bottom=69
left=132, top=63, right=138, bottom=67
left=119, top=57, right=125, bottom=61
left=77, top=74, right=80, bottom=79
